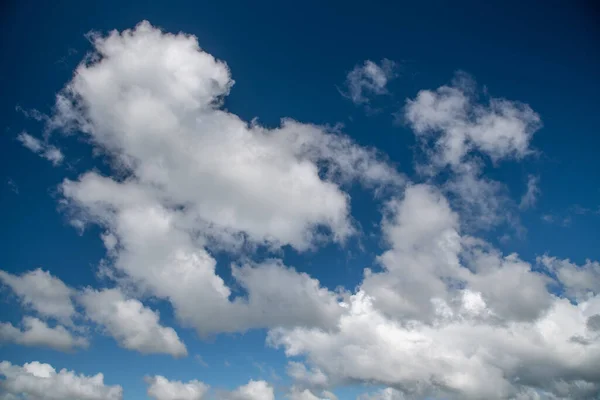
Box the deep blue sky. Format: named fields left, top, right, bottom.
left=1, top=1, right=599, bottom=399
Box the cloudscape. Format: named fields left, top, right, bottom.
left=1, top=2, right=599, bottom=399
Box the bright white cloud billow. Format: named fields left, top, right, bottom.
left=0, top=360, right=122, bottom=400
left=9, top=20, right=600, bottom=400
left=269, top=184, right=600, bottom=399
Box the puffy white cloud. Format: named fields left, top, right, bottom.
left=0, top=269, right=75, bottom=322
left=146, top=375, right=209, bottom=400
left=539, top=256, right=600, bottom=302
left=0, top=360, right=122, bottom=400
left=0, top=317, right=87, bottom=352
left=268, top=185, right=600, bottom=399
left=520, top=175, right=541, bottom=210
left=40, top=21, right=402, bottom=339
left=217, top=380, right=274, bottom=400
left=404, top=73, right=541, bottom=171
left=343, top=59, right=396, bottom=105
left=270, top=290, right=600, bottom=400
left=16, top=132, right=64, bottom=166
left=359, top=184, right=465, bottom=321
left=78, top=288, right=187, bottom=357
left=61, top=175, right=344, bottom=336
left=53, top=21, right=401, bottom=251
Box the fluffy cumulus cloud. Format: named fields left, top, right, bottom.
left=217, top=380, right=274, bottom=400
left=78, top=288, right=187, bottom=357
left=269, top=184, right=600, bottom=399
left=404, top=72, right=541, bottom=171
left=0, top=269, right=75, bottom=322
left=9, top=20, right=600, bottom=400
left=0, top=317, right=88, bottom=352
left=16, top=132, right=64, bottom=166
left=46, top=20, right=401, bottom=338
left=343, top=59, right=396, bottom=105
left=146, top=375, right=209, bottom=400
left=0, top=360, right=122, bottom=400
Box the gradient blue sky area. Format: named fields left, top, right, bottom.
left=1, top=1, right=599, bottom=399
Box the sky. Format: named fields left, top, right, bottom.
left=0, top=1, right=599, bottom=399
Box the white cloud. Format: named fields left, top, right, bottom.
left=343, top=59, right=396, bottom=104
left=358, top=388, right=407, bottom=400
left=0, top=316, right=87, bottom=352
left=53, top=21, right=401, bottom=251
left=286, top=361, right=329, bottom=390
left=0, top=360, right=122, bottom=400
left=404, top=73, right=541, bottom=171
left=268, top=185, right=599, bottom=399
left=45, top=21, right=401, bottom=338
left=17, top=132, right=64, bottom=166
left=288, top=387, right=331, bottom=400
left=217, top=380, right=274, bottom=400
left=78, top=288, right=187, bottom=357
left=539, top=256, right=600, bottom=302
left=520, top=175, right=540, bottom=210
left=0, top=269, right=75, bottom=322
left=270, top=290, right=600, bottom=400
left=146, top=375, right=209, bottom=400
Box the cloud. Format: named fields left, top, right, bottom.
left=78, top=288, right=187, bottom=357
left=16, top=20, right=600, bottom=399
left=52, top=21, right=401, bottom=251
left=538, top=256, right=600, bottom=302
left=0, top=316, right=88, bottom=352
left=268, top=185, right=599, bottom=399
left=44, top=21, right=402, bottom=338
left=146, top=375, right=209, bottom=400
left=444, top=160, right=519, bottom=231
left=17, top=132, right=64, bottom=166
left=0, top=269, right=75, bottom=322
left=404, top=72, right=541, bottom=171
left=520, top=175, right=540, bottom=210
left=288, top=387, right=334, bottom=400
left=358, top=388, right=407, bottom=400
left=217, top=380, right=274, bottom=400
left=286, top=361, right=329, bottom=390
left=0, top=360, right=122, bottom=400
left=342, top=59, right=396, bottom=105
left=403, top=74, right=537, bottom=232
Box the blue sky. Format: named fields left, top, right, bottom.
left=1, top=1, right=599, bottom=399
